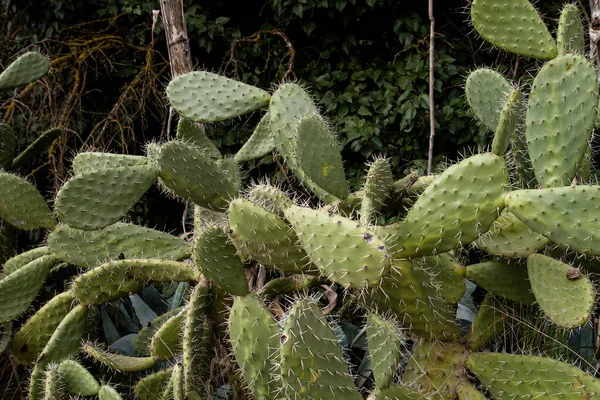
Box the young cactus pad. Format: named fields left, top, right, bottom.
left=71, top=152, right=149, bottom=174
left=166, top=71, right=271, bottom=123
left=470, top=0, right=557, bottom=60
left=557, top=4, right=585, bottom=54
left=464, top=68, right=512, bottom=133
left=0, top=172, right=56, bottom=230
left=234, top=112, right=275, bottom=163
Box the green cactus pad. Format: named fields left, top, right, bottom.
left=247, top=183, right=293, bottom=216
left=176, top=117, right=221, bottom=159
left=150, top=310, right=184, bottom=361
left=294, top=114, right=349, bottom=201
left=11, top=127, right=62, bottom=170
left=0, top=254, right=56, bottom=323
left=579, top=145, right=592, bottom=183
left=134, top=306, right=183, bottom=355
left=420, top=254, right=466, bottom=304
left=471, top=0, right=557, bottom=60
left=172, top=363, right=184, bottom=400
left=58, top=360, right=100, bottom=396
left=182, top=280, right=212, bottom=394
left=3, top=246, right=49, bottom=275
left=527, top=253, right=594, bottom=328
left=474, top=209, right=548, bottom=258
left=284, top=205, right=392, bottom=288
left=361, top=158, right=394, bottom=225
left=234, top=112, right=275, bottom=162
left=366, top=314, right=403, bottom=389
left=72, top=152, right=148, bottom=174
left=134, top=368, right=173, bottom=400
left=512, top=128, right=536, bottom=188
left=506, top=186, right=600, bottom=255
left=0, top=323, right=11, bottom=356
left=361, top=260, right=461, bottom=340
left=48, top=222, right=190, bottom=267
left=43, top=364, right=63, bottom=400
left=83, top=342, right=156, bottom=372
left=371, top=385, right=424, bottom=399
left=98, top=385, right=124, bottom=400
left=466, top=294, right=510, bottom=351
left=11, top=291, right=73, bottom=365
left=71, top=259, right=198, bottom=305
left=402, top=340, right=468, bottom=399
left=157, top=140, right=238, bottom=210
left=464, top=69, right=512, bottom=132
left=557, top=4, right=585, bottom=54
left=0, top=172, right=55, bottom=230
left=0, top=124, right=16, bottom=170
left=269, top=82, right=318, bottom=171
left=492, top=87, right=523, bottom=156
left=166, top=71, right=271, bottom=123
left=525, top=54, right=598, bottom=187
left=465, top=261, right=535, bottom=304
left=29, top=305, right=88, bottom=400
left=280, top=299, right=362, bottom=400
left=394, top=153, right=509, bottom=258
left=0, top=52, right=49, bottom=90
left=228, top=294, right=280, bottom=400
left=55, top=165, right=158, bottom=230
left=193, top=226, right=248, bottom=296
left=467, top=352, right=600, bottom=398
left=228, top=198, right=311, bottom=274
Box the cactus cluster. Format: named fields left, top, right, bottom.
left=1, top=1, right=600, bottom=399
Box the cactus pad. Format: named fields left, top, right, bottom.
left=83, top=342, right=156, bottom=372
left=466, top=294, right=510, bottom=351
left=48, top=222, right=190, bottom=267
left=234, top=112, right=275, bottom=162
left=176, top=117, right=221, bottom=159
left=360, top=260, right=461, bottom=340
left=72, top=152, right=148, bottom=174
left=474, top=209, right=548, bottom=258
left=166, top=71, right=271, bottom=123
left=525, top=54, right=598, bottom=187
left=294, top=114, right=349, bottom=201
left=0, top=254, right=56, bottom=323
left=150, top=310, right=183, bottom=361
left=11, top=291, right=73, bottom=365
left=58, top=360, right=100, bottom=396
left=467, top=352, right=600, bottom=398
left=157, top=140, right=238, bottom=210
left=3, top=246, right=49, bottom=275
left=99, top=385, right=124, bottom=400
left=366, top=313, right=403, bottom=389
left=557, top=4, right=585, bottom=54
left=247, top=183, right=293, bottom=216
left=464, top=69, right=512, bottom=132
left=228, top=198, right=311, bottom=274
left=0, top=52, right=49, bottom=90
left=71, top=259, right=198, bottom=305
left=193, top=226, right=248, bottom=296
left=0, top=172, right=55, bottom=230
left=506, top=186, right=600, bottom=256
left=465, top=261, right=535, bottom=304
left=280, top=299, right=362, bottom=400
left=134, top=306, right=183, bottom=355
left=11, top=127, right=62, bottom=170
left=527, top=253, right=594, bottom=328
left=471, top=0, right=557, bottom=60
left=284, top=205, right=392, bottom=288
left=55, top=165, right=158, bottom=230
left=134, top=368, right=173, bottom=400
left=492, top=87, right=523, bottom=156
left=394, top=153, right=509, bottom=258
left=228, top=294, right=280, bottom=399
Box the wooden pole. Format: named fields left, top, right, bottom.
left=160, top=0, right=193, bottom=77
left=427, top=0, right=436, bottom=175
left=590, top=0, right=600, bottom=67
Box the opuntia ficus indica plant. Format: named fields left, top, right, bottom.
left=2, top=1, right=600, bottom=399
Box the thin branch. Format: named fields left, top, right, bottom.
left=427, top=0, right=436, bottom=175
